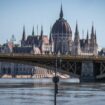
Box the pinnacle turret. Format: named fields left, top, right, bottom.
left=86, top=30, right=89, bottom=44
left=75, top=21, right=79, bottom=37
left=91, top=23, right=95, bottom=39
left=22, top=25, right=26, bottom=41
left=95, top=30, right=97, bottom=43
left=39, top=25, right=43, bottom=41
left=41, top=25, right=43, bottom=35
left=32, top=26, right=34, bottom=36
left=87, top=30, right=89, bottom=40
left=74, top=22, right=80, bottom=45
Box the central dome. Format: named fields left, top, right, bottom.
left=52, top=18, right=72, bottom=34
left=50, top=5, right=72, bottom=55
left=51, top=5, right=72, bottom=35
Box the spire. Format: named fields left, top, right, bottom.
left=41, top=25, right=43, bottom=36
left=74, top=21, right=80, bottom=45
left=87, top=30, right=89, bottom=40
left=39, top=25, right=44, bottom=53
left=36, top=25, right=39, bottom=40
left=37, top=25, right=38, bottom=35
left=91, top=22, right=94, bottom=38
left=49, top=26, right=53, bottom=44
left=32, top=26, right=34, bottom=36
left=92, top=24, right=94, bottom=34
left=22, top=25, right=26, bottom=41
left=95, top=30, right=96, bottom=38
left=73, top=21, right=80, bottom=55
left=39, top=25, right=43, bottom=40
left=86, top=30, right=89, bottom=44
left=59, top=4, right=63, bottom=19
left=75, top=21, right=79, bottom=36
left=95, top=30, right=97, bottom=43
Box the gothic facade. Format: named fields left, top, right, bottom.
left=20, top=5, right=98, bottom=55
left=50, top=5, right=98, bottom=55
left=21, top=26, right=50, bottom=54
left=0, top=5, right=98, bottom=56
left=0, top=5, right=99, bottom=77
left=72, top=23, right=98, bottom=55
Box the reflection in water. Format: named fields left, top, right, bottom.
left=0, top=78, right=105, bottom=105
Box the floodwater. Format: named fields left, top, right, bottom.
left=0, top=78, right=105, bottom=105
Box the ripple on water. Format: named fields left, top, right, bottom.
left=0, top=78, right=105, bottom=105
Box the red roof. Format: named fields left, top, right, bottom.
left=42, top=36, right=49, bottom=44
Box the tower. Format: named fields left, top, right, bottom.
left=39, top=25, right=44, bottom=53
left=39, top=25, right=43, bottom=40
left=72, top=22, right=81, bottom=55
left=90, top=24, right=98, bottom=55
left=32, top=26, right=35, bottom=46
left=49, top=27, right=54, bottom=53
left=95, top=30, right=97, bottom=43
left=51, top=5, right=72, bottom=54
left=32, top=26, right=35, bottom=36
left=85, top=30, right=90, bottom=53
left=21, top=26, right=26, bottom=47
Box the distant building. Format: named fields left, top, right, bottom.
left=0, top=25, right=51, bottom=76
left=0, top=5, right=99, bottom=76
left=72, top=23, right=98, bottom=55
left=0, top=62, right=35, bottom=76
left=12, top=5, right=98, bottom=56
left=99, top=48, right=105, bottom=56
left=21, top=26, right=50, bottom=54
left=0, top=42, right=36, bottom=76
left=51, top=5, right=98, bottom=55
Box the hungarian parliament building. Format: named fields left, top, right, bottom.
left=0, top=6, right=98, bottom=76
left=20, top=5, right=98, bottom=56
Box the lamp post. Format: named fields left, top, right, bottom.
left=53, top=58, right=59, bottom=105
left=52, top=52, right=59, bottom=105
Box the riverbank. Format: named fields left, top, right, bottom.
left=1, top=74, right=32, bottom=78
left=0, top=74, right=52, bottom=79
left=0, top=73, right=70, bottom=79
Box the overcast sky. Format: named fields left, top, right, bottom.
left=0, top=0, right=105, bottom=47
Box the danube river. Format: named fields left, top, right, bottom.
left=0, top=78, right=105, bottom=105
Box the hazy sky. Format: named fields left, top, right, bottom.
left=0, top=0, right=105, bottom=47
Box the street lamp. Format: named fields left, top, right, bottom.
left=53, top=33, right=59, bottom=105
left=52, top=47, right=59, bottom=105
